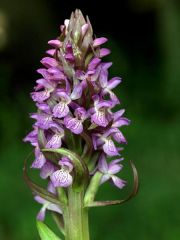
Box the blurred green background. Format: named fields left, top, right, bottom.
left=0, top=0, right=180, bottom=239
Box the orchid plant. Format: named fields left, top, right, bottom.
left=24, top=9, right=138, bottom=240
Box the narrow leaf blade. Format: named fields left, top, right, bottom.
left=37, top=221, right=62, bottom=240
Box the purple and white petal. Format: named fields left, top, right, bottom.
left=100, top=174, right=110, bottom=184
left=47, top=203, right=62, bottom=214
left=99, top=66, right=108, bottom=88
left=23, top=127, right=38, bottom=146
left=40, top=161, right=55, bottom=179
left=31, top=90, right=50, bottom=102
left=103, top=139, right=119, bottom=156
left=46, top=49, right=56, bottom=56
left=88, top=58, right=101, bottom=71
left=37, top=206, right=46, bottom=221
left=41, top=57, right=58, bottom=68
left=91, top=110, right=108, bottom=127
left=47, top=181, right=56, bottom=194
left=45, top=133, right=63, bottom=149
left=32, top=114, right=53, bottom=130
left=34, top=196, right=46, bottom=205
left=36, top=103, right=51, bottom=114
left=64, top=116, right=83, bottom=134
left=108, top=163, right=122, bottom=175
left=98, top=154, right=109, bottom=173
left=50, top=169, right=73, bottom=188
left=107, top=77, right=122, bottom=90
left=59, top=157, right=73, bottom=172
left=112, top=130, right=127, bottom=144
left=53, top=102, right=69, bottom=118
left=31, top=148, right=46, bottom=169
left=112, top=117, right=130, bottom=128
left=71, top=82, right=84, bottom=100
left=111, top=176, right=126, bottom=189
left=74, top=107, right=88, bottom=120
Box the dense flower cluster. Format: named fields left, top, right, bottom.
left=24, top=10, right=130, bottom=220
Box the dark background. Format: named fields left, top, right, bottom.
left=0, top=0, right=180, bottom=239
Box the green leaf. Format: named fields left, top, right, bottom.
left=42, top=148, right=89, bottom=191
left=37, top=221, right=62, bottom=240
left=85, top=160, right=139, bottom=207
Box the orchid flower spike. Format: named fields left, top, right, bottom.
left=24, top=9, right=138, bottom=240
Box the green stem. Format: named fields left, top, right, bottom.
left=63, top=187, right=90, bottom=240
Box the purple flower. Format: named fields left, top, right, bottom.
left=45, top=126, right=64, bottom=149
left=31, top=148, right=46, bottom=169
left=31, top=78, right=56, bottom=103
left=35, top=182, right=62, bottom=221
left=52, top=92, right=71, bottom=118
left=40, top=161, right=55, bottom=179
left=98, top=154, right=126, bottom=189
left=31, top=113, right=53, bottom=130
left=50, top=157, right=73, bottom=188
left=23, top=126, right=38, bottom=146
left=24, top=10, right=131, bottom=203
left=64, top=107, right=87, bottom=134
left=91, top=95, right=112, bottom=127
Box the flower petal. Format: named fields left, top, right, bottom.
left=41, top=57, right=58, bottom=68
left=53, top=102, right=69, bottom=118
left=36, top=103, right=51, bottom=114
left=64, top=116, right=83, bottom=134
left=74, top=107, right=87, bottom=120
left=112, top=130, right=127, bottom=144
left=99, top=66, right=108, bottom=88
left=59, top=157, right=73, bottom=172
left=111, top=176, right=126, bottom=189
left=108, top=163, right=122, bottom=175
left=88, top=58, right=101, bottom=71
left=32, top=114, right=53, bottom=130
left=112, top=117, right=131, bottom=128
left=34, top=196, right=46, bottom=205
left=100, top=174, right=110, bottom=184
left=98, top=154, right=109, bottom=173
left=31, top=90, right=50, bottom=102
left=23, top=127, right=38, bottom=146
left=99, top=48, right=111, bottom=57
left=50, top=169, right=73, bottom=188
left=47, top=203, right=62, bottom=214
left=93, top=37, right=108, bottom=47
left=31, top=148, right=46, bottom=169
left=48, top=39, right=62, bottom=48
left=91, top=110, right=108, bottom=127
left=103, top=139, right=119, bottom=156
left=71, top=83, right=83, bottom=100
left=107, top=77, right=122, bottom=90
left=37, top=206, right=46, bottom=221
left=40, top=161, right=55, bottom=179
left=46, top=133, right=63, bottom=149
